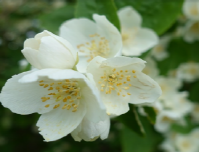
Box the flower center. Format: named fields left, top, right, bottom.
left=154, top=45, right=164, bottom=53
left=122, top=33, right=129, bottom=43
left=98, top=68, right=137, bottom=97
left=39, top=79, right=81, bottom=112
left=77, top=33, right=110, bottom=62
left=190, top=22, right=199, bottom=33
left=190, top=6, right=198, bottom=15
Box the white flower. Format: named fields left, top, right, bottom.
left=160, top=138, right=178, bottom=152
left=0, top=69, right=110, bottom=142
left=22, top=30, right=77, bottom=70
left=155, top=111, right=181, bottom=133
left=183, top=0, right=199, bottom=20
left=183, top=20, right=199, bottom=43
left=177, top=62, right=199, bottom=82
left=175, top=132, right=199, bottom=152
left=154, top=92, right=193, bottom=133
left=59, top=14, right=122, bottom=73
left=142, top=56, right=159, bottom=79
left=151, top=35, right=171, bottom=61
left=156, top=76, right=182, bottom=100
left=191, top=103, right=199, bottom=123
left=118, top=6, right=159, bottom=56
left=87, top=56, right=162, bottom=116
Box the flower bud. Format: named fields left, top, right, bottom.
left=22, top=30, right=77, bottom=69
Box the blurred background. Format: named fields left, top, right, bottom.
left=1, top=0, right=199, bottom=152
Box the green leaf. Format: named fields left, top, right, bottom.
left=157, top=38, right=199, bottom=75
left=121, top=116, right=163, bottom=152
left=116, top=105, right=145, bottom=136
left=39, top=5, right=74, bottom=34
left=171, top=116, right=196, bottom=134
left=75, top=0, right=120, bottom=30
left=143, top=106, right=157, bottom=124
left=114, top=0, right=183, bottom=35
left=189, top=80, right=199, bottom=102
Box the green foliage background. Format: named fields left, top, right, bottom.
left=1, top=0, right=199, bottom=152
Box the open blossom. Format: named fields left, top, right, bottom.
left=156, top=76, right=182, bottom=101
left=0, top=69, right=110, bottom=141
left=118, top=6, right=158, bottom=56
left=183, top=20, right=199, bottom=43
left=183, top=0, right=199, bottom=20
left=151, top=35, right=171, bottom=61
left=176, top=62, right=199, bottom=82
left=142, top=56, right=159, bottom=79
left=87, top=56, right=161, bottom=116
left=155, top=92, right=193, bottom=133
left=59, top=14, right=122, bottom=73
left=175, top=129, right=199, bottom=152
left=22, top=30, right=78, bottom=69
left=160, top=129, right=199, bottom=152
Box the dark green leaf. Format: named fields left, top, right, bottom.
left=39, top=5, right=74, bottom=34
left=171, top=116, right=196, bottom=134
left=116, top=105, right=145, bottom=136
left=121, top=116, right=163, bottom=152
left=75, top=0, right=120, bottom=30
left=143, top=106, right=157, bottom=124
left=115, top=0, right=183, bottom=35
left=189, top=80, right=199, bottom=102
left=157, top=38, right=199, bottom=75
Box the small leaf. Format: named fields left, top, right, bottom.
left=115, top=0, right=183, bottom=35
left=39, top=5, right=74, bottom=34
left=121, top=116, right=163, bottom=152
left=143, top=106, right=157, bottom=124
left=75, top=0, right=120, bottom=30
left=116, top=105, right=145, bottom=136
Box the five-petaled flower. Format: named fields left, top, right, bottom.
left=0, top=69, right=110, bottom=142
left=118, top=6, right=159, bottom=56
left=87, top=56, right=162, bottom=116
left=59, top=14, right=122, bottom=73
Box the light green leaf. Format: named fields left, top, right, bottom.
left=39, top=5, right=74, bottom=34
left=115, top=0, right=183, bottom=35
left=75, top=0, right=120, bottom=30
left=121, top=116, right=163, bottom=152
left=116, top=105, right=145, bottom=137
left=143, top=106, right=157, bottom=124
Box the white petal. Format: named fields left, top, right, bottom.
left=118, top=6, right=142, bottom=27
left=71, top=98, right=110, bottom=141
left=183, top=0, right=199, bottom=20
left=0, top=71, right=56, bottom=114
left=22, top=30, right=77, bottom=70
left=122, top=28, right=159, bottom=56
left=127, top=72, right=162, bottom=104
left=22, top=48, right=43, bottom=69
left=37, top=101, right=86, bottom=141
left=24, top=38, right=40, bottom=50
left=93, top=14, right=122, bottom=57
left=87, top=56, right=161, bottom=115
left=59, top=14, right=122, bottom=73
left=59, top=18, right=96, bottom=49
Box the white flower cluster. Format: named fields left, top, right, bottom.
left=139, top=29, right=199, bottom=151
left=0, top=7, right=161, bottom=142
left=182, top=0, right=199, bottom=42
